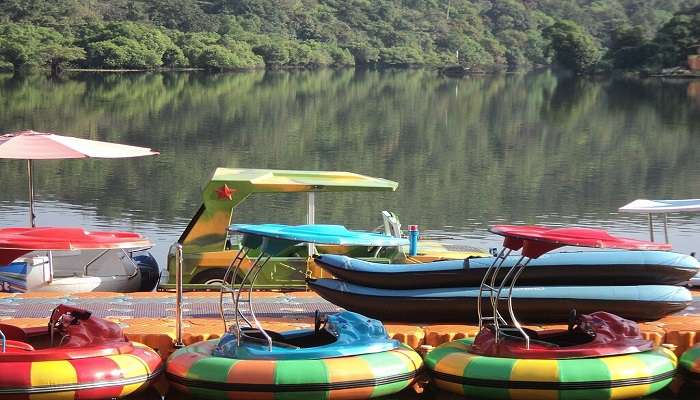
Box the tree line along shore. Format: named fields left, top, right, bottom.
left=0, top=1, right=698, bottom=75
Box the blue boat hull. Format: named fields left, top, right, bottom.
left=314, top=251, right=699, bottom=289
left=307, top=278, right=692, bottom=322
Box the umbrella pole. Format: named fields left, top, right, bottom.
left=27, top=160, right=35, bottom=227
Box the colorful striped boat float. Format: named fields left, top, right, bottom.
left=0, top=305, right=163, bottom=399
left=167, top=312, right=423, bottom=399
left=426, top=338, right=677, bottom=400
left=679, top=343, right=700, bottom=385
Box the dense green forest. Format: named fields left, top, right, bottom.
left=0, top=1, right=699, bottom=73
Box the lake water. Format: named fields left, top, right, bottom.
left=0, top=69, right=699, bottom=399
left=1, top=70, right=700, bottom=262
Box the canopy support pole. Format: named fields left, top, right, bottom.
left=307, top=192, right=316, bottom=255
left=174, top=243, right=184, bottom=348
left=648, top=213, right=655, bottom=242
left=663, top=213, right=669, bottom=243
left=28, top=160, right=35, bottom=227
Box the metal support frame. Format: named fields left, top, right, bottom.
left=28, top=160, right=35, bottom=227
left=220, top=243, right=273, bottom=351
left=47, top=250, right=54, bottom=283
left=307, top=192, right=316, bottom=256
left=174, top=243, right=184, bottom=348
left=647, top=212, right=671, bottom=243
left=477, top=247, right=532, bottom=349
left=83, top=249, right=111, bottom=275
left=0, top=328, right=5, bottom=352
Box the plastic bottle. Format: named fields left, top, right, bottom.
left=408, top=225, right=419, bottom=256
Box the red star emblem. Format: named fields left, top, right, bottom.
left=215, top=184, right=234, bottom=200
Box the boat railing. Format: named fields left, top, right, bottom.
left=82, top=248, right=140, bottom=278
left=219, top=238, right=273, bottom=351
left=175, top=243, right=184, bottom=348
left=0, top=327, right=5, bottom=352
left=477, top=247, right=530, bottom=349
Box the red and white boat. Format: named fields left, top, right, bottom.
left=0, top=226, right=159, bottom=293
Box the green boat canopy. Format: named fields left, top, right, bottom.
left=178, top=168, right=399, bottom=249
left=207, top=168, right=398, bottom=196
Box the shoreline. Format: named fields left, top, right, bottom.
left=1, top=65, right=698, bottom=80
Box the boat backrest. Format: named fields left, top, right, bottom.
left=382, top=211, right=402, bottom=238
left=0, top=323, right=28, bottom=341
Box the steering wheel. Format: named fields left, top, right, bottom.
left=314, top=310, right=327, bottom=334
left=49, top=313, right=76, bottom=346
left=567, top=309, right=578, bottom=332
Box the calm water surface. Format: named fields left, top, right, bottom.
left=1, top=70, right=699, bottom=399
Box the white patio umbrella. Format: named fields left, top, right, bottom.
left=0, top=130, right=159, bottom=227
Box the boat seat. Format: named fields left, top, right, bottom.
left=498, top=325, right=595, bottom=348
left=0, top=323, right=47, bottom=341
left=0, top=323, right=30, bottom=341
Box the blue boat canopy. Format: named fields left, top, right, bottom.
left=229, top=224, right=408, bottom=256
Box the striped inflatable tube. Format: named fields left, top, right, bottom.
left=0, top=342, right=163, bottom=399
left=425, top=339, right=677, bottom=400
left=680, top=343, right=700, bottom=384
left=167, top=340, right=423, bottom=399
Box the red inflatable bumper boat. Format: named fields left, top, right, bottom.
left=0, top=305, right=163, bottom=399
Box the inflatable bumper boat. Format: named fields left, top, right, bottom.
left=167, top=311, right=422, bottom=398
left=167, top=224, right=423, bottom=399
left=679, top=343, right=700, bottom=385
left=0, top=304, right=162, bottom=399
left=427, top=321, right=676, bottom=399
left=313, top=250, right=699, bottom=288
left=307, top=279, right=691, bottom=322
left=425, top=225, right=678, bottom=400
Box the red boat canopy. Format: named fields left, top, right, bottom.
left=489, top=225, right=672, bottom=258
left=0, top=227, right=152, bottom=265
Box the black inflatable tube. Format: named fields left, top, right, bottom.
left=307, top=280, right=691, bottom=323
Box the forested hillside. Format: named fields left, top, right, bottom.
left=0, top=1, right=698, bottom=73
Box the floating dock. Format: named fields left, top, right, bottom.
left=2, top=290, right=699, bottom=360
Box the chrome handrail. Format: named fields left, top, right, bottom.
left=477, top=246, right=533, bottom=349
left=220, top=243, right=273, bottom=352
left=174, top=243, right=184, bottom=348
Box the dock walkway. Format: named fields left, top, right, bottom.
left=2, top=290, right=698, bottom=360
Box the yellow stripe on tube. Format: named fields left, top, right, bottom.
left=108, top=354, right=150, bottom=397
left=601, top=354, right=651, bottom=399
left=434, top=352, right=474, bottom=395
left=30, top=360, right=78, bottom=400
left=509, top=359, right=559, bottom=400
